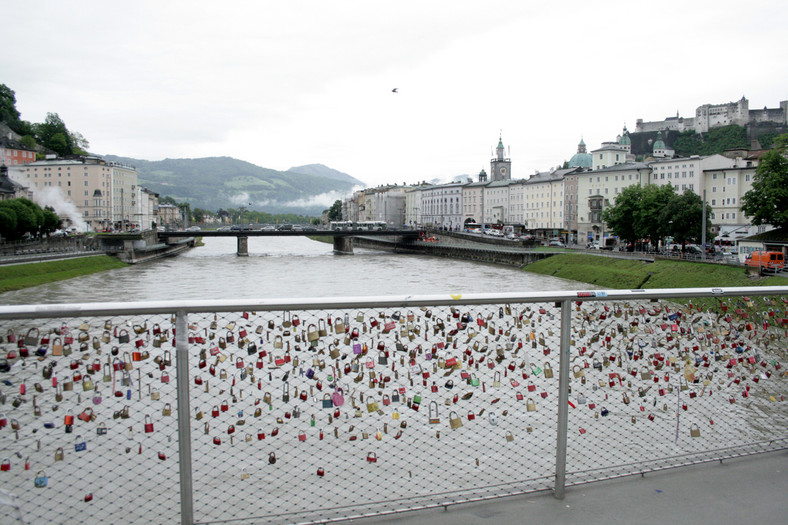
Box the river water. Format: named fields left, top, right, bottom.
left=1, top=236, right=581, bottom=304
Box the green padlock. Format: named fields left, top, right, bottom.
left=531, top=364, right=542, bottom=376
left=413, top=394, right=422, bottom=405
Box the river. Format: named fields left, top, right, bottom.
left=0, top=236, right=581, bottom=304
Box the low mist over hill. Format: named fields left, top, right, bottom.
left=103, top=155, right=365, bottom=215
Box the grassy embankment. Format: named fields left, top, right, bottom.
left=0, top=256, right=127, bottom=293
left=524, top=253, right=788, bottom=289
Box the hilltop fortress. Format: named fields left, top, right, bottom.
left=635, top=96, right=788, bottom=134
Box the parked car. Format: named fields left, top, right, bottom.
left=548, top=239, right=566, bottom=248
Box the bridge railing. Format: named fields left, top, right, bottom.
left=1, top=287, right=786, bottom=524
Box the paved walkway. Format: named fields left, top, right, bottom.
left=358, top=451, right=788, bottom=525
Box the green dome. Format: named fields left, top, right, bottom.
left=653, top=131, right=666, bottom=150
left=619, top=127, right=631, bottom=146
left=569, top=152, right=592, bottom=168
left=569, top=138, right=591, bottom=168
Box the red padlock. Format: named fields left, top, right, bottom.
left=213, top=437, right=221, bottom=445
left=64, top=410, right=75, bottom=426
left=227, top=425, right=235, bottom=434
left=366, top=452, right=377, bottom=463
left=258, top=430, right=265, bottom=440
left=221, top=400, right=229, bottom=412
left=271, top=427, right=279, bottom=437
left=317, top=467, right=325, bottom=477
left=298, top=431, right=307, bottom=442
left=158, top=452, right=166, bottom=461
left=144, top=415, right=154, bottom=433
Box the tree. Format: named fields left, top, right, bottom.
left=0, top=198, right=38, bottom=240
left=601, top=185, right=642, bottom=243
left=42, top=206, right=62, bottom=234
left=636, top=184, right=677, bottom=248
left=192, top=208, right=212, bottom=223
left=32, top=112, right=89, bottom=156
left=741, top=134, right=788, bottom=229
left=660, top=190, right=714, bottom=248
left=326, top=200, right=342, bottom=222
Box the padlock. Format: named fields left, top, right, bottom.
left=690, top=424, right=701, bottom=438
left=366, top=452, right=377, bottom=463
left=54, top=447, right=64, bottom=461
left=449, top=411, right=463, bottom=429
left=35, top=471, right=48, bottom=488
left=489, top=412, right=498, bottom=426
left=428, top=401, right=440, bottom=424
left=526, top=398, right=536, bottom=412
left=505, top=431, right=514, bottom=442
left=144, top=415, right=154, bottom=433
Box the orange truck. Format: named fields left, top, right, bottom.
left=745, top=251, right=785, bottom=273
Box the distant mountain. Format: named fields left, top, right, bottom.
left=288, top=164, right=365, bottom=186
left=102, top=155, right=360, bottom=215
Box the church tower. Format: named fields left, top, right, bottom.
left=490, top=135, right=511, bottom=181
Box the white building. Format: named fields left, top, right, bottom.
left=10, top=155, right=139, bottom=231
left=576, top=163, right=650, bottom=243
left=421, top=182, right=465, bottom=230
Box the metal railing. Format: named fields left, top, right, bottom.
left=0, top=286, right=786, bottom=524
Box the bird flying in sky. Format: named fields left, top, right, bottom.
left=392, top=88, right=398, bottom=93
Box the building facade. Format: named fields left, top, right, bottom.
left=1, top=136, right=37, bottom=166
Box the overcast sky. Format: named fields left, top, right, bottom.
left=4, top=0, right=786, bottom=188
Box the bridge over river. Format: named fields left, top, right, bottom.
left=158, top=228, right=420, bottom=255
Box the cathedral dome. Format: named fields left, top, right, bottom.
left=653, top=131, right=666, bottom=150
left=568, top=138, right=592, bottom=168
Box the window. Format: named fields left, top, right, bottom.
left=711, top=199, right=716, bottom=206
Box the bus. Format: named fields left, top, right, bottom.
left=357, top=221, right=387, bottom=231
left=329, top=221, right=355, bottom=231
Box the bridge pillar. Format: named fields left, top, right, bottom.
left=333, top=236, right=353, bottom=254
left=237, top=236, right=248, bottom=256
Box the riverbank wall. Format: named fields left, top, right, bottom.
left=353, top=235, right=553, bottom=267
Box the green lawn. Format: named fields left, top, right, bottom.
left=524, top=254, right=788, bottom=289
left=0, top=256, right=128, bottom=293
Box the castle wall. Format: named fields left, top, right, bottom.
left=636, top=97, right=786, bottom=134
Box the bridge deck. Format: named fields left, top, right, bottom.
left=159, top=229, right=418, bottom=237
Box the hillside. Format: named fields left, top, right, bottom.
left=103, top=155, right=364, bottom=215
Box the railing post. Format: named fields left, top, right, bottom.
left=175, top=310, right=194, bottom=525
left=554, top=299, right=571, bottom=499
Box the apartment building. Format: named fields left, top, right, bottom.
left=1, top=136, right=37, bottom=166
left=9, top=155, right=143, bottom=231
left=576, top=163, right=649, bottom=243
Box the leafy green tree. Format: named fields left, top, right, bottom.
left=42, top=206, right=62, bottom=234
left=32, top=113, right=89, bottom=156
left=0, top=207, right=17, bottom=240
left=326, top=200, right=342, bottom=222
left=602, top=184, right=679, bottom=248
left=0, top=199, right=37, bottom=239
left=741, top=134, right=788, bottom=229
left=660, top=190, right=714, bottom=248
left=0, top=84, right=24, bottom=134
left=601, top=185, right=641, bottom=243
left=636, top=184, right=676, bottom=248
left=192, top=208, right=212, bottom=223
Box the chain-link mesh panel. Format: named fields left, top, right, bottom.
left=565, top=295, right=788, bottom=486
left=1, top=292, right=786, bottom=524
left=0, top=314, right=180, bottom=525
left=188, top=304, right=560, bottom=524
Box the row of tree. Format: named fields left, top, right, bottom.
left=601, top=185, right=712, bottom=249
left=0, top=198, right=61, bottom=241
left=1, top=84, right=89, bottom=157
